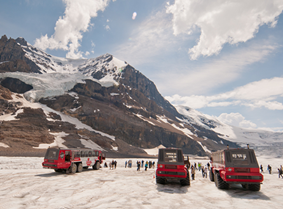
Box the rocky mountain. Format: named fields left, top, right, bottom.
left=0, top=35, right=245, bottom=157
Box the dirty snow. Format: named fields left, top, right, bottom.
left=0, top=156, right=282, bottom=209
left=33, top=132, right=68, bottom=149
left=143, top=145, right=166, bottom=156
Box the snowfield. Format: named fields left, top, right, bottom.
left=0, top=156, right=282, bottom=209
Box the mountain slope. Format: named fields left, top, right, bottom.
left=1, top=35, right=267, bottom=157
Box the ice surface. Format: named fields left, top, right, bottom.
left=0, top=156, right=282, bottom=209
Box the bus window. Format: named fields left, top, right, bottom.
left=65, top=151, right=70, bottom=162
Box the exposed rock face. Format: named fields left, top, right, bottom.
left=119, top=65, right=183, bottom=120
left=0, top=35, right=41, bottom=73
left=40, top=79, right=207, bottom=156
left=1, top=77, right=33, bottom=93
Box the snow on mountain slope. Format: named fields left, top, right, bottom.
left=175, top=105, right=283, bottom=157
left=0, top=92, right=114, bottom=149
left=2, top=41, right=128, bottom=102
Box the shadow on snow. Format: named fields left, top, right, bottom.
left=224, top=184, right=270, bottom=200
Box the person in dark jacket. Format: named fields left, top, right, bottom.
left=191, top=165, right=195, bottom=180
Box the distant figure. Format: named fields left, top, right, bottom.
left=207, top=162, right=210, bottom=170
left=145, top=161, right=148, bottom=171
left=149, top=161, right=152, bottom=169
left=141, top=160, right=144, bottom=168
left=125, top=161, right=127, bottom=168
left=137, top=161, right=141, bottom=171
left=191, top=165, right=195, bottom=180
left=109, top=162, right=112, bottom=169
left=204, top=167, right=208, bottom=178
left=260, top=164, right=263, bottom=173
left=128, top=160, right=132, bottom=168
left=152, top=161, right=155, bottom=169
left=104, top=162, right=108, bottom=168
left=278, top=165, right=283, bottom=178
left=268, top=164, right=272, bottom=174
left=114, top=160, right=117, bottom=169
left=198, top=162, right=201, bottom=171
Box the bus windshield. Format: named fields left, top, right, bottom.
left=45, top=149, right=59, bottom=160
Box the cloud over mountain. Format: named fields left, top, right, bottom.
left=34, top=0, right=110, bottom=59
left=167, top=0, right=283, bottom=59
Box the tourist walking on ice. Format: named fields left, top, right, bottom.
left=278, top=165, right=283, bottom=178
left=268, top=164, right=272, bottom=174
left=137, top=161, right=141, bottom=171
left=145, top=161, right=148, bottom=171
left=191, top=165, right=195, bottom=180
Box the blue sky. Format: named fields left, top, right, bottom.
left=1, top=0, right=283, bottom=131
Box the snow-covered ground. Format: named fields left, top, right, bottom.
left=0, top=156, right=282, bottom=209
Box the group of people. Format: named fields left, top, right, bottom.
left=260, top=164, right=283, bottom=178
left=104, top=160, right=117, bottom=169
left=190, top=162, right=210, bottom=180
left=134, top=160, right=155, bottom=171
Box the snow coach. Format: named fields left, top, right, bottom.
left=209, top=145, right=263, bottom=191
left=42, top=147, right=105, bottom=174
left=156, top=148, right=190, bottom=186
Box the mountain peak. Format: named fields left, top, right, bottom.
left=15, top=37, right=28, bottom=46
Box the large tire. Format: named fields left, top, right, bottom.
left=93, top=161, right=100, bottom=170
left=156, top=176, right=166, bottom=184
left=209, top=169, right=214, bottom=182
left=54, top=169, right=61, bottom=173
left=180, top=171, right=191, bottom=186
left=215, top=173, right=229, bottom=189
left=248, top=184, right=261, bottom=191
left=71, top=163, right=77, bottom=174
left=77, top=163, right=83, bottom=173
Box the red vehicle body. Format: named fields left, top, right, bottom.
left=209, top=147, right=263, bottom=191
left=156, top=148, right=190, bottom=186
left=42, top=147, right=105, bottom=174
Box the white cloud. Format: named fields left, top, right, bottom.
left=34, top=0, right=110, bottom=59
left=85, top=51, right=90, bottom=56
left=132, top=12, right=137, bottom=20
left=105, top=25, right=110, bottom=31
left=166, top=76, right=283, bottom=111
left=217, top=112, right=257, bottom=129
left=166, top=0, right=283, bottom=59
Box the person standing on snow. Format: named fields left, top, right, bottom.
left=204, top=167, right=208, bottom=178
left=268, top=165, right=272, bottom=174
left=145, top=161, right=148, bottom=171
left=260, top=164, right=263, bottom=173
left=137, top=161, right=141, bottom=171
left=278, top=165, right=283, bottom=178
left=191, top=165, right=195, bottom=180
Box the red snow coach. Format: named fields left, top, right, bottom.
left=42, top=147, right=105, bottom=174
left=209, top=145, right=263, bottom=191
left=156, top=148, right=190, bottom=186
